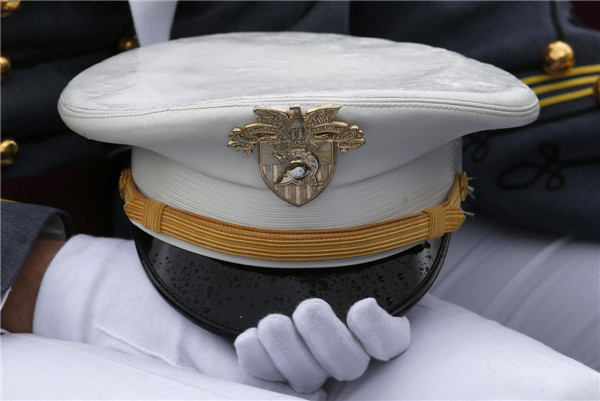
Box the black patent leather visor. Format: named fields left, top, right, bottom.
left=132, top=225, right=450, bottom=339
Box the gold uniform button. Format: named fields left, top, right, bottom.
left=1, top=138, right=19, bottom=167
left=1, top=53, right=11, bottom=81
left=118, top=28, right=140, bottom=52
left=541, top=40, right=575, bottom=76
left=1, top=0, right=21, bottom=18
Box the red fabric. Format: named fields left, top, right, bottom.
left=2, top=162, right=120, bottom=236
left=571, top=1, right=600, bottom=31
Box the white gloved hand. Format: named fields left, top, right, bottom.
left=235, top=298, right=411, bottom=393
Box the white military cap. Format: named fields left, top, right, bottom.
left=59, top=32, right=538, bottom=337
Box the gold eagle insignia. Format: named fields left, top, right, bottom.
left=228, top=105, right=365, bottom=206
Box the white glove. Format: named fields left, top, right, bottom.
left=33, top=235, right=326, bottom=400
left=234, top=297, right=411, bottom=393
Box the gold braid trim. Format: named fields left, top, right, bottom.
left=521, top=64, right=599, bottom=108
left=120, top=169, right=469, bottom=261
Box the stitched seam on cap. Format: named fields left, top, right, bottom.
left=59, top=94, right=537, bottom=112
left=59, top=103, right=539, bottom=121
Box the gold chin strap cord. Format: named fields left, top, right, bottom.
left=120, top=170, right=469, bottom=261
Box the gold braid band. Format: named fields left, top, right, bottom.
left=120, top=169, right=469, bottom=261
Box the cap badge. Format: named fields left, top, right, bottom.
left=228, top=105, right=365, bottom=207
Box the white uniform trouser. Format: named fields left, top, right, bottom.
left=3, top=235, right=598, bottom=400
left=2, top=332, right=299, bottom=400
left=4, top=295, right=598, bottom=400
left=433, top=214, right=600, bottom=370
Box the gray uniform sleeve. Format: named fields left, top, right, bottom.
left=1, top=201, right=72, bottom=297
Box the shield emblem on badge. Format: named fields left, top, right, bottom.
left=228, top=105, right=365, bottom=207
left=259, top=141, right=336, bottom=207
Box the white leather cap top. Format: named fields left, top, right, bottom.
left=58, top=32, right=539, bottom=267
left=59, top=32, right=538, bottom=183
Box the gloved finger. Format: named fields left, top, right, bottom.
left=292, top=299, right=370, bottom=381
left=257, top=314, right=328, bottom=393
left=347, top=298, right=411, bottom=361
left=234, top=327, right=285, bottom=382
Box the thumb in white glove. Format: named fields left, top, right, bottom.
left=234, top=298, right=410, bottom=393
